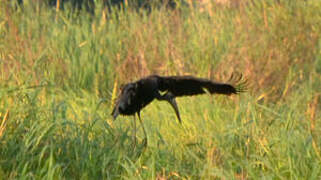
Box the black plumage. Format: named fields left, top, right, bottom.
left=111, top=74, right=247, bottom=143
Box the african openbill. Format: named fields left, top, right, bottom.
left=111, top=74, right=247, bottom=143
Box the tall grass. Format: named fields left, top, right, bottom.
left=0, top=0, right=321, bottom=179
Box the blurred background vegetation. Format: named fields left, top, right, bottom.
left=0, top=0, right=320, bottom=179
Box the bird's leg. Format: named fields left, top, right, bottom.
left=156, top=92, right=182, bottom=123
left=137, top=111, right=148, bottom=146
left=137, top=111, right=147, bottom=139
left=132, top=115, right=137, bottom=148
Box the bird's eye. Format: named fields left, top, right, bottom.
left=119, top=84, right=125, bottom=90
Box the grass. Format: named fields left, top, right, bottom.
left=0, top=0, right=321, bottom=179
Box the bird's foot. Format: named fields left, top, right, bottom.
left=130, top=137, right=148, bottom=159
left=142, top=137, right=148, bottom=148
left=131, top=136, right=138, bottom=150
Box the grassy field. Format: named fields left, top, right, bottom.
left=1, top=0, right=321, bottom=179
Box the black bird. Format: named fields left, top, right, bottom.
left=111, top=74, right=247, bottom=141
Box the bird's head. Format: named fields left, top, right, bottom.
left=111, top=82, right=139, bottom=120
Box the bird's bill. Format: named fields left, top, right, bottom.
left=111, top=107, right=119, bottom=120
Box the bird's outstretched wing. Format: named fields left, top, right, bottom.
left=158, top=74, right=247, bottom=97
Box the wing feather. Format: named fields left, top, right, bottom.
left=158, top=75, right=247, bottom=97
